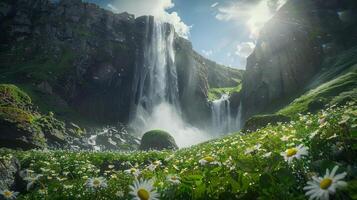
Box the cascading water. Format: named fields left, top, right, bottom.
left=211, top=94, right=242, bottom=135
left=130, top=19, right=210, bottom=147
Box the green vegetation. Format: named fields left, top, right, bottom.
left=139, top=130, right=178, bottom=151
left=1, top=101, right=356, bottom=199
left=243, top=114, right=291, bottom=132
left=278, top=70, right=357, bottom=117
left=0, top=40, right=76, bottom=84
left=208, top=84, right=242, bottom=101
left=0, top=84, right=32, bottom=108
left=0, top=84, right=37, bottom=128
left=0, top=40, right=83, bottom=122
left=0, top=84, right=82, bottom=148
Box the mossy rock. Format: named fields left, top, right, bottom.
left=307, top=97, right=327, bottom=113
left=139, top=130, right=178, bottom=151
left=243, top=114, right=291, bottom=132
left=0, top=107, right=34, bottom=125
left=0, top=84, right=78, bottom=149
left=0, top=84, right=32, bottom=109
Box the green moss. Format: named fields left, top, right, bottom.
left=0, top=84, right=32, bottom=108
left=208, top=84, right=242, bottom=101
left=0, top=41, right=77, bottom=84
left=279, top=70, right=357, bottom=117
left=0, top=107, right=34, bottom=124
left=0, top=84, right=82, bottom=148
left=139, top=129, right=178, bottom=151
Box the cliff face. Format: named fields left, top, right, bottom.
left=241, top=0, right=357, bottom=121
left=0, top=0, right=235, bottom=127
left=0, top=0, right=138, bottom=124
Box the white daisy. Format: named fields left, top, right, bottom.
left=115, top=190, right=124, bottom=197
left=198, top=156, right=220, bottom=166
left=280, top=144, right=308, bottom=164
left=0, top=190, right=19, bottom=199
left=280, top=135, right=291, bottom=141
left=167, top=174, right=181, bottom=185
left=147, top=161, right=162, bottom=171
left=125, top=168, right=141, bottom=177
left=303, top=166, right=347, bottom=200
left=86, top=177, right=108, bottom=190
left=262, top=152, right=272, bottom=158
left=244, top=144, right=262, bottom=155
left=129, top=179, right=159, bottom=200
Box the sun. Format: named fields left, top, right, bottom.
left=247, top=0, right=287, bottom=38
left=247, top=1, right=274, bottom=38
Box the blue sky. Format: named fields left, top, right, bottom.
left=84, top=0, right=286, bottom=69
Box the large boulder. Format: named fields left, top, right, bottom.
left=243, top=114, right=291, bottom=132
left=139, top=130, right=178, bottom=151
left=0, top=84, right=78, bottom=150
left=0, top=84, right=46, bottom=149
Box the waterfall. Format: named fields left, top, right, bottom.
left=130, top=19, right=210, bottom=147
left=211, top=94, right=230, bottom=134
left=211, top=94, right=242, bottom=134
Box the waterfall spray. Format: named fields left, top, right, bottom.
left=130, top=19, right=210, bottom=147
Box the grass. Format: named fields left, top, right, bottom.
left=208, top=84, right=242, bottom=101
left=1, top=101, right=356, bottom=199
left=278, top=70, right=357, bottom=117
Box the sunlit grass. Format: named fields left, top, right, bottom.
left=1, top=102, right=356, bottom=199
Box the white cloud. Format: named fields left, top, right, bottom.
left=211, top=2, right=219, bottom=8
left=235, top=42, right=255, bottom=58
left=107, top=0, right=190, bottom=38
left=202, top=49, right=213, bottom=57
left=227, top=41, right=256, bottom=68
left=107, top=4, right=119, bottom=12
left=215, top=0, right=287, bottom=38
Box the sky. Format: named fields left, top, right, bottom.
left=84, top=0, right=287, bottom=69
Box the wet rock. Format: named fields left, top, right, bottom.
left=0, top=156, right=21, bottom=191
left=86, top=124, right=140, bottom=151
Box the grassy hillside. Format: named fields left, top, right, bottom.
left=208, top=84, right=242, bottom=101
left=279, top=69, right=357, bottom=117
left=1, top=101, right=356, bottom=199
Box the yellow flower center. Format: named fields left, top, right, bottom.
left=130, top=168, right=136, bottom=173
left=4, top=191, right=13, bottom=197
left=204, top=156, right=214, bottom=162
left=171, top=176, right=177, bottom=180
left=137, top=188, right=150, bottom=200
left=93, top=179, right=101, bottom=187
left=286, top=148, right=298, bottom=157
left=320, top=178, right=333, bottom=189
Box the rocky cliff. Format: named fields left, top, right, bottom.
left=241, top=0, right=357, bottom=121
left=0, top=0, right=239, bottom=128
